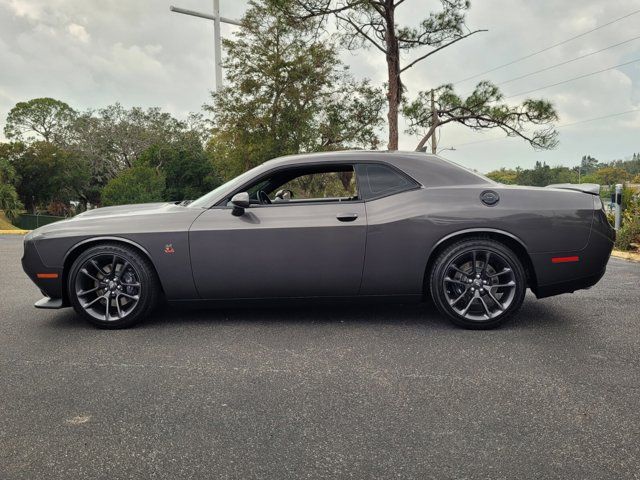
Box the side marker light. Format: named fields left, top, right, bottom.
left=551, top=256, right=579, bottom=264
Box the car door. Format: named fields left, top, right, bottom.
left=189, top=166, right=367, bottom=299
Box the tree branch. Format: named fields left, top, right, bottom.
left=292, top=0, right=369, bottom=19
left=400, top=29, right=487, bottom=73
left=335, top=13, right=389, bottom=54
left=368, top=0, right=386, bottom=16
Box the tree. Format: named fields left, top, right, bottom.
left=582, top=167, right=630, bottom=186
left=274, top=0, right=487, bottom=150
left=73, top=104, right=187, bottom=171
left=205, top=0, right=385, bottom=179
left=485, top=168, right=518, bottom=185
left=71, top=104, right=189, bottom=204
left=579, top=155, right=599, bottom=175
left=404, top=82, right=558, bottom=151
left=101, top=165, right=166, bottom=206
left=10, top=142, right=90, bottom=212
left=4, top=98, right=77, bottom=144
left=493, top=162, right=577, bottom=187
left=609, top=154, right=640, bottom=176
left=138, top=133, right=222, bottom=201
left=0, top=183, right=23, bottom=223
left=0, top=152, right=24, bottom=222
left=0, top=146, right=20, bottom=185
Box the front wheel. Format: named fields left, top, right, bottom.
left=67, top=243, right=160, bottom=328
left=429, top=238, right=527, bottom=329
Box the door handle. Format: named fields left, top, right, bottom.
left=336, top=213, right=358, bottom=222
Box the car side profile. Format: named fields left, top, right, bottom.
left=22, top=151, right=615, bottom=329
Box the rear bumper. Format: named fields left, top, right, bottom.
left=533, top=266, right=607, bottom=299
left=530, top=209, right=615, bottom=299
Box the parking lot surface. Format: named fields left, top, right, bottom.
left=0, top=235, right=639, bottom=479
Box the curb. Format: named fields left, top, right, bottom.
left=611, top=250, right=640, bottom=262
left=0, top=230, right=29, bottom=235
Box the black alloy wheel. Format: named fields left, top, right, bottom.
left=430, top=238, right=526, bottom=329
left=68, top=243, right=159, bottom=328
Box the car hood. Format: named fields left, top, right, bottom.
left=73, top=202, right=172, bottom=220
left=26, top=202, right=203, bottom=241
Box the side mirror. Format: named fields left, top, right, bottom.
left=230, top=192, right=250, bottom=216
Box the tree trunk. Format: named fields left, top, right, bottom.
left=384, top=1, right=399, bottom=151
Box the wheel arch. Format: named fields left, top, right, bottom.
left=61, top=236, right=163, bottom=304
left=423, top=229, right=538, bottom=297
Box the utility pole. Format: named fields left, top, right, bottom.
left=430, top=89, right=438, bottom=154
left=170, top=1, right=241, bottom=91
left=414, top=89, right=440, bottom=153
left=212, top=0, right=223, bottom=90
left=577, top=157, right=581, bottom=184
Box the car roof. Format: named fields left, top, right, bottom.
left=266, top=150, right=430, bottom=165
left=262, top=150, right=491, bottom=187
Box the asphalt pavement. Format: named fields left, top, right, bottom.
left=0, top=235, right=639, bottom=480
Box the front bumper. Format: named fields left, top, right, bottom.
left=22, top=238, right=65, bottom=303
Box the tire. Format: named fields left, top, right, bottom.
left=429, top=237, right=527, bottom=329
left=67, top=243, right=160, bottom=328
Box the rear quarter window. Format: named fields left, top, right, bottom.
left=357, top=164, right=420, bottom=200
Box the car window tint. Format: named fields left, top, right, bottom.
left=280, top=170, right=357, bottom=200
left=365, top=164, right=414, bottom=196
left=234, top=164, right=360, bottom=205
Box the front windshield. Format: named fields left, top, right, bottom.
left=188, top=166, right=262, bottom=208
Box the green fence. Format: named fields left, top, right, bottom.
left=16, top=214, right=67, bottom=230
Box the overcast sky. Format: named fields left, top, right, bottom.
left=1, top=0, right=639, bottom=172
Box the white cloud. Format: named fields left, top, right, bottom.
left=67, top=23, right=89, bottom=43
left=3, top=0, right=42, bottom=20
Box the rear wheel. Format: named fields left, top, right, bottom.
left=67, top=243, right=159, bottom=328
left=430, top=238, right=527, bottom=329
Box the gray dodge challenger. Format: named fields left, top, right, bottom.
left=22, top=151, right=615, bottom=329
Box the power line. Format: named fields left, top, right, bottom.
left=448, top=108, right=640, bottom=148
left=504, top=57, right=640, bottom=98
left=495, top=34, right=640, bottom=87
left=558, top=108, right=640, bottom=128
left=453, top=7, right=640, bottom=85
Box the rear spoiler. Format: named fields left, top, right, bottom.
left=546, top=183, right=600, bottom=195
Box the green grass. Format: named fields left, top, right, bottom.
left=0, top=211, right=19, bottom=230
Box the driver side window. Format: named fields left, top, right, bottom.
left=243, top=164, right=359, bottom=205
left=279, top=171, right=356, bottom=200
